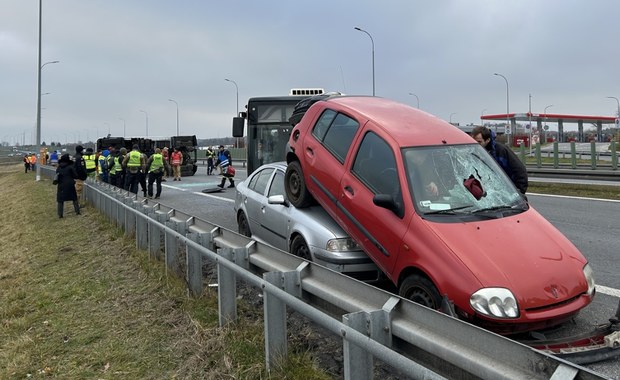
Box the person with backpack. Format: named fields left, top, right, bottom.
left=97, top=150, right=110, bottom=183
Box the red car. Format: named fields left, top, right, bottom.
left=285, top=95, right=595, bottom=334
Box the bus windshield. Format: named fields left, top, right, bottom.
left=242, top=96, right=309, bottom=174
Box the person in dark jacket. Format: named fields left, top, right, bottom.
left=471, top=126, right=528, bottom=194
left=55, top=153, right=81, bottom=218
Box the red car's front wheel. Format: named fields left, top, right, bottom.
left=285, top=160, right=314, bottom=208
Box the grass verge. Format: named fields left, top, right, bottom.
left=0, top=164, right=329, bottom=379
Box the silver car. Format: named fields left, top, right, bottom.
left=234, top=162, right=380, bottom=281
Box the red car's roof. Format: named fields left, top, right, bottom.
left=324, top=96, right=474, bottom=147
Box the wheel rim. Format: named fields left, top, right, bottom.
left=406, top=287, right=437, bottom=308
left=295, top=242, right=311, bottom=260
left=288, top=171, right=301, bottom=201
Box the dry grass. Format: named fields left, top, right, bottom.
left=0, top=164, right=329, bottom=379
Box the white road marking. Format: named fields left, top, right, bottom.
left=194, top=191, right=235, bottom=203
left=597, top=285, right=620, bottom=298
left=528, top=192, right=620, bottom=203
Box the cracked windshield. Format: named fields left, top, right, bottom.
left=403, top=144, right=526, bottom=216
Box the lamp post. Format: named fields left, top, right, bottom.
left=493, top=73, right=510, bottom=144
left=354, top=27, right=375, bottom=96
left=449, top=112, right=457, bottom=124
left=543, top=104, right=553, bottom=144
left=118, top=117, right=126, bottom=137
left=35, top=0, right=60, bottom=182
left=224, top=79, right=239, bottom=115
left=481, top=108, right=487, bottom=126
left=606, top=96, right=620, bottom=118
left=139, top=110, right=148, bottom=137
left=408, top=92, right=420, bottom=109
left=168, top=98, right=179, bottom=136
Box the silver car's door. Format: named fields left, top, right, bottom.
left=245, top=168, right=275, bottom=238
left=258, top=170, right=290, bottom=252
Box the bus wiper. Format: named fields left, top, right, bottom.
left=425, top=205, right=474, bottom=215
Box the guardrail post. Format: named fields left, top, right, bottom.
left=342, top=296, right=398, bottom=380
left=217, top=248, right=237, bottom=326
left=136, top=200, right=149, bottom=250
left=570, top=141, right=577, bottom=169
left=263, top=271, right=290, bottom=372
left=612, top=141, right=618, bottom=170
left=536, top=143, right=542, bottom=168
left=591, top=141, right=597, bottom=170
left=552, top=142, right=559, bottom=168
left=186, top=231, right=208, bottom=297
left=518, top=143, right=525, bottom=163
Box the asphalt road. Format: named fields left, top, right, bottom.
left=153, top=169, right=620, bottom=378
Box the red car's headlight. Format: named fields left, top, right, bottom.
left=470, top=288, right=519, bottom=319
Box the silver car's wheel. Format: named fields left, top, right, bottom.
left=290, top=235, right=312, bottom=261
left=237, top=211, right=251, bottom=237
left=285, top=160, right=313, bottom=208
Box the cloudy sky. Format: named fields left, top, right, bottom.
left=2, top=0, right=619, bottom=146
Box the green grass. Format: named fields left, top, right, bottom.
left=0, top=164, right=330, bottom=379
left=528, top=181, right=620, bottom=200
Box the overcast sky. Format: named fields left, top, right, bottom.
left=2, top=0, right=619, bottom=145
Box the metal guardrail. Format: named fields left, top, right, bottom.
left=38, top=165, right=610, bottom=380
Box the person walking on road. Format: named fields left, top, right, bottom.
left=54, top=153, right=80, bottom=218
left=216, top=145, right=235, bottom=188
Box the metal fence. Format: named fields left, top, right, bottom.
left=39, top=165, right=609, bottom=380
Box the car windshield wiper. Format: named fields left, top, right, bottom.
left=472, top=204, right=526, bottom=214
left=424, top=205, right=474, bottom=215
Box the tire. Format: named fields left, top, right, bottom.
left=237, top=211, right=251, bottom=237
left=285, top=160, right=314, bottom=208
left=399, top=274, right=442, bottom=309
left=290, top=235, right=311, bottom=261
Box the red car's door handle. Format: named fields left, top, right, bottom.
left=344, top=185, right=354, bottom=195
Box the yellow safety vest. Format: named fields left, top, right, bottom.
left=127, top=150, right=141, bottom=167
left=149, top=153, right=164, bottom=173
left=83, top=154, right=97, bottom=170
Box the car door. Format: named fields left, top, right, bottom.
left=338, top=127, right=411, bottom=279
left=301, top=107, right=363, bottom=227
left=256, top=169, right=290, bottom=252
left=244, top=168, right=274, bottom=241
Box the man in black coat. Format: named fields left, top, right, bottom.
left=471, top=126, right=528, bottom=194
left=55, top=154, right=80, bottom=218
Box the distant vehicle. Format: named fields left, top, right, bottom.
left=285, top=95, right=595, bottom=334
left=96, top=135, right=198, bottom=176
left=231, top=88, right=325, bottom=175
left=234, top=162, right=380, bottom=282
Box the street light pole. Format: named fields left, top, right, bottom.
left=606, top=96, right=620, bottom=118
left=449, top=112, right=457, bottom=124
left=139, top=110, right=148, bottom=137
left=493, top=73, right=510, bottom=144
left=543, top=104, right=553, bottom=144
left=118, top=118, right=126, bottom=137
left=168, top=99, right=179, bottom=136
left=354, top=27, right=375, bottom=96
left=408, top=92, right=420, bottom=109
left=35, top=0, right=60, bottom=181
left=481, top=108, right=487, bottom=126
left=224, top=79, right=239, bottom=115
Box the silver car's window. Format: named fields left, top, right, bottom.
left=248, top=168, right=274, bottom=196
left=403, top=144, right=524, bottom=215
left=268, top=171, right=285, bottom=198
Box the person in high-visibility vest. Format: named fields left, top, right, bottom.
left=122, top=144, right=145, bottom=194
left=146, top=148, right=164, bottom=199
left=170, top=148, right=183, bottom=181
left=83, top=148, right=97, bottom=179
left=97, top=150, right=110, bottom=183
left=109, top=147, right=126, bottom=188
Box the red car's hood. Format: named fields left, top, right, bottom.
left=425, top=208, right=589, bottom=309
